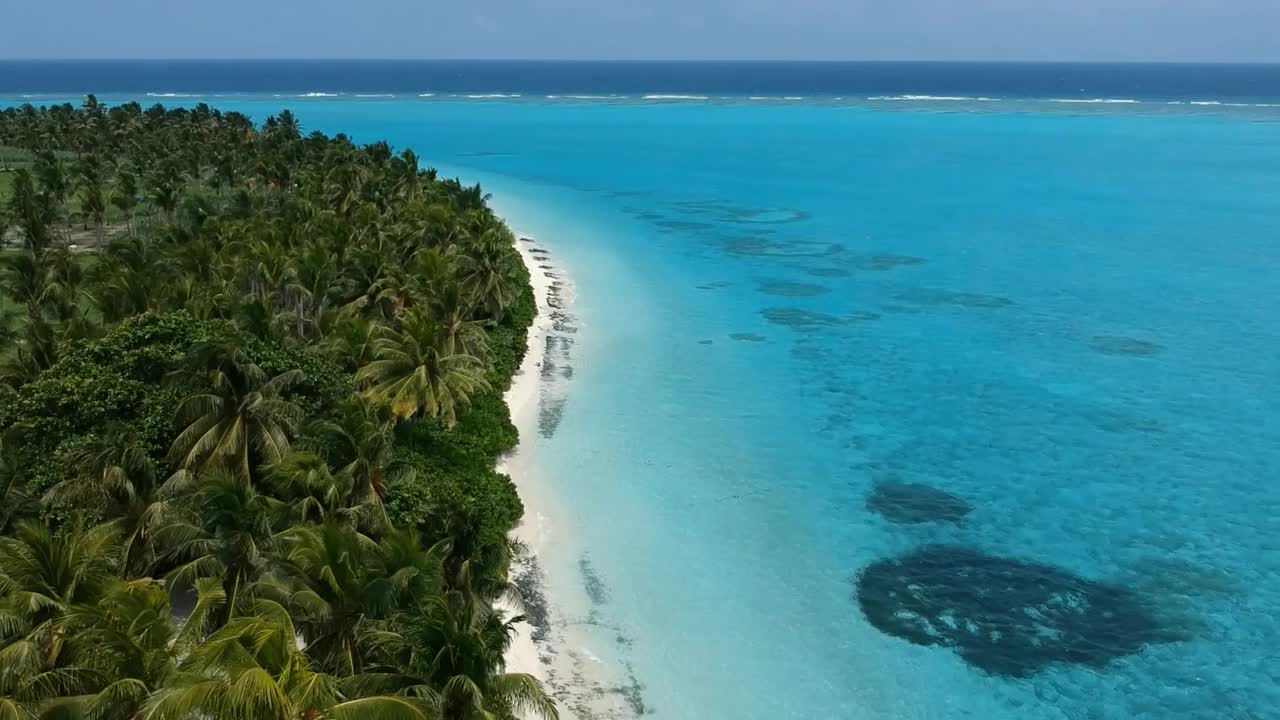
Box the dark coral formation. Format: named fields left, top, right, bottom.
left=856, top=545, right=1164, bottom=677
left=671, top=199, right=810, bottom=225
left=1091, top=335, right=1164, bottom=357
left=579, top=555, right=610, bottom=606
left=759, top=281, right=831, bottom=297
left=895, top=288, right=1013, bottom=309
left=537, top=396, right=567, bottom=439
left=511, top=554, right=551, bottom=643
left=760, top=307, right=846, bottom=328
left=866, top=480, right=972, bottom=525
left=725, top=238, right=843, bottom=258
left=850, top=254, right=928, bottom=271
left=760, top=307, right=879, bottom=329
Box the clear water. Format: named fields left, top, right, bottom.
left=7, top=68, right=1280, bottom=718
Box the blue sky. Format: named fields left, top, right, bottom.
left=7, top=0, right=1279, bottom=62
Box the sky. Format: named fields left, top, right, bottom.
left=6, top=0, right=1280, bottom=63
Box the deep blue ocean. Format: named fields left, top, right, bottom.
left=4, top=62, right=1279, bottom=719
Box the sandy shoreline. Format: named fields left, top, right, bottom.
left=497, top=233, right=644, bottom=720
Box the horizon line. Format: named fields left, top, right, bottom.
left=3, top=58, right=1280, bottom=67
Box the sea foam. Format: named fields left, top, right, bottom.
left=869, top=95, right=999, bottom=102
left=1048, top=98, right=1140, bottom=104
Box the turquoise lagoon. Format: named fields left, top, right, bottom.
left=25, top=94, right=1280, bottom=718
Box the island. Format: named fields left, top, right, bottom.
left=0, top=96, right=557, bottom=720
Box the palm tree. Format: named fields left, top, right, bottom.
left=264, top=523, right=387, bottom=676
left=41, top=429, right=165, bottom=575
left=0, top=443, right=36, bottom=534
left=262, top=451, right=379, bottom=529
left=63, top=579, right=181, bottom=719
left=323, top=314, right=382, bottom=371
left=169, top=344, right=303, bottom=479
left=6, top=169, right=54, bottom=253
left=144, top=599, right=430, bottom=720
left=313, top=396, right=413, bottom=506
left=147, top=163, right=183, bottom=223
left=0, top=248, right=53, bottom=320
left=157, top=468, right=277, bottom=622
left=429, top=282, right=490, bottom=361
left=74, top=154, right=107, bottom=246
left=357, top=568, right=557, bottom=720
left=0, top=519, right=120, bottom=672
left=109, top=167, right=138, bottom=235
left=356, top=310, right=489, bottom=426
left=457, top=227, right=522, bottom=324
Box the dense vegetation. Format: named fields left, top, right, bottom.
left=0, top=97, right=552, bottom=719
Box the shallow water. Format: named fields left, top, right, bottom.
left=14, top=91, right=1280, bottom=718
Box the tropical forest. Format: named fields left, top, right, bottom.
left=0, top=96, right=555, bottom=720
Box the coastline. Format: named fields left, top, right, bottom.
left=498, top=231, right=644, bottom=720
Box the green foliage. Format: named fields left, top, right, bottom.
left=0, top=100, right=554, bottom=719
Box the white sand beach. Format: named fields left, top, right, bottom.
left=497, top=233, right=644, bottom=720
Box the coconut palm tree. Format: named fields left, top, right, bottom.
left=0, top=249, right=53, bottom=320
left=356, top=568, right=557, bottom=720
left=356, top=310, right=489, bottom=426
left=169, top=344, right=304, bottom=479
left=323, top=314, right=382, bottom=371
left=63, top=579, right=182, bottom=719
left=263, top=523, right=387, bottom=676
left=262, top=451, right=381, bottom=529
left=74, top=154, right=107, bottom=246
left=41, top=429, right=165, bottom=575
left=144, top=599, right=430, bottom=720
left=157, top=468, right=277, bottom=622
left=313, top=396, right=413, bottom=506
left=0, top=519, right=120, bottom=673
left=0, top=443, right=35, bottom=534
left=456, top=227, right=522, bottom=323
left=429, top=282, right=490, bottom=361
left=7, top=169, right=55, bottom=253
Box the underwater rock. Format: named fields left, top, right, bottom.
left=511, top=554, right=551, bottom=643
left=729, top=333, right=767, bottom=342
left=896, top=288, right=1013, bottom=309
left=760, top=307, right=846, bottom=328
left=726, top=238, right=843, bottom=258
left=538, top=396, right=567, bottom=439
left=866, top=480, right=972, bottom=525
left=856, top=545, right=1164, bottom=677
left=1091, top=335, right=1164, bottom=357
left=760, top=307, right=879, bottom=329
left=1087, top=409, right=1166, bottom=434
left=549, top=311, right=578, bottom=334
left=759, top=281, right=831, bottom=297
left=671, top=199, right=810, bottom=225
left=579, top=555, right=610, bottom=605
left=850, top=254, right=928, bottom=271
left=653, top=219, right=718, bottom=234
